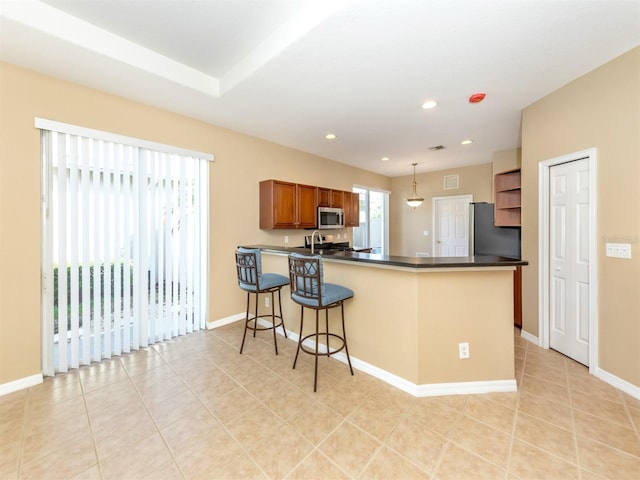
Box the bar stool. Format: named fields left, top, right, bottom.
left=235, top=248, right=288, bottom=354
left=288, top=253, right=354, bottom=391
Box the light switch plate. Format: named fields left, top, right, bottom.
left=606, top=243, right=631, bottom=259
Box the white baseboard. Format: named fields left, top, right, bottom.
left=595, top=367, right=640, bottom=400
left=415, top=379, right=517, bottom=397
left=252, top=317, right=518, bottom=397
left=207, top=312, right=246, bottom=330
left=0, top=373, right=43, bottom=397
left=520, top=329, right=539, bottom=345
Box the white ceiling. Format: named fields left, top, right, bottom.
left=1, top=0, right=639, bottom=177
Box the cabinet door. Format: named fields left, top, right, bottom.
left=296, top=184, right=318, bottom=228
left=330, top=190, right=344, bottom=208
left=260, top=180, right=296, bottom=229
left=318, top=187, right=331, bottom=207
left=352, top=192, right=360, bottom=227
left=273, top=181, right=297, bottom=228
left=344, top=192, right=360, bottom=227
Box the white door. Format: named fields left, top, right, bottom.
left=433, top=195, right=471, bottom=257
left=549, top=158, right=590, bottom=365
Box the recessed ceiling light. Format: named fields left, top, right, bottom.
left=461, top=139, right=473, bottom=145
left=381, top=156, right=390, bottom=162
left=325, top=133, right=337, bottom=140
left=421, top=100, right=438, bottom=110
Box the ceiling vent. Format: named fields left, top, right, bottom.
left=429, top=145, right=445, bottom=151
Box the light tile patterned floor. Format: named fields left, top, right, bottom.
left=1, top=323, right=639, bottom=479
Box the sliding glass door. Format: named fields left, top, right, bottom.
left=40, top=120, right=210, bottom=375
left=353, top=186, right=389, bottom=255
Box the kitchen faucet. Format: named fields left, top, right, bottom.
left=310, top=230, right=323, bottom=254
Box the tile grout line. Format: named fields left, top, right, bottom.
left=77, top=366, right=106, bottom=480
left=567, top=370, right=586, bottom=480
left=14, top=388, right=30, bottom=479
left=504, top=333, right=527, bottom=480
left=153, top=339, right=260, bottom=480
left=281, top=418, right=353, bottom=480
left=191, top=331, right=288, bottom=479
left=430, top=397, right=470, bottom=479
left=126, top=343, right=192, bottom=480
left=519, top=345, right=590, bottom=476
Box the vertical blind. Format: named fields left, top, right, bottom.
left=39, top=120, right=211, bottom=375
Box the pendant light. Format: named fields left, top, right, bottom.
left=405, top=163, right=424, bottom=209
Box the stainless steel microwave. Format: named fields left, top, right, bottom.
left=317, top=207, right=345, bottom=229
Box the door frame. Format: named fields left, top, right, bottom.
left=538, top=148, right=598, bottom=372
left=432, top=194, right=473, bottom=256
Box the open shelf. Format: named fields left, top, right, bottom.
left=495, top=169, right=521, bottom=226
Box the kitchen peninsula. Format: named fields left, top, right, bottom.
left=240, top=245, right=527, bottom=396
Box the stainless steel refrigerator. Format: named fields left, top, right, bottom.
left=469, top=202, right=521, bottom=259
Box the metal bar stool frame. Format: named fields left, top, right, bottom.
left=288, top=253, right=354, bottom=391
left=235, top=249, right=288, bottom=355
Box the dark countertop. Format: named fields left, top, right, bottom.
left=240, top=244, right=528, bottom=269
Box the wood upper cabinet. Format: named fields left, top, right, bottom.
left=494, top=168, right=521, bottom=226
left=318, top=187, right=331, bottom=207
left=344, top=191, right=360, bottom=227
left=330, top=190, right=344, bottom=208
left=260, top=180, right=317, bottom=229
left=318, top=187, right=344, bottom=208
left=260, top=179, right=359, bottom=229
left=296, top=183, right=318, bottom=228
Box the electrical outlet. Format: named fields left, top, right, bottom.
left=284, top=235, right=289, bottom=245
left=264, top=297, right=270, bottom=308
left=458, top=342, right=470, bottom=359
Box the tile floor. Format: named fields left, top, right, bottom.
left=1, top=322, right=639, bottom=479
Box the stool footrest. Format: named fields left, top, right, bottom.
left=299, top=332, right=347, bottom=357
left=246, top=315, right=285, bottom=332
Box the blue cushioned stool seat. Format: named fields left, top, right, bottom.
left=288, top=253, right=354, bottom=392
left=235, top=248, right=288, bottom=354
left=240, top=272, right=289, bottom=292
left=291, top=283, right=353, bottom=307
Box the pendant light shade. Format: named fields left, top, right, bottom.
left=406, top=163, right=424, bottom=208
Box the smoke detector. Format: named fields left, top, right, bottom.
left=469, top=92, right=486, bottom=103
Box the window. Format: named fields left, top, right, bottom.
left=353, top=186, right=389, bottom=254
left=38, top=119, right=211, bottom=374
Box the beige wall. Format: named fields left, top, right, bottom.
left=0, top=62, right=390, bottom=385
left=389, top=163, right=493, bottom=257
left=521, top=47, right=640, bottom=386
